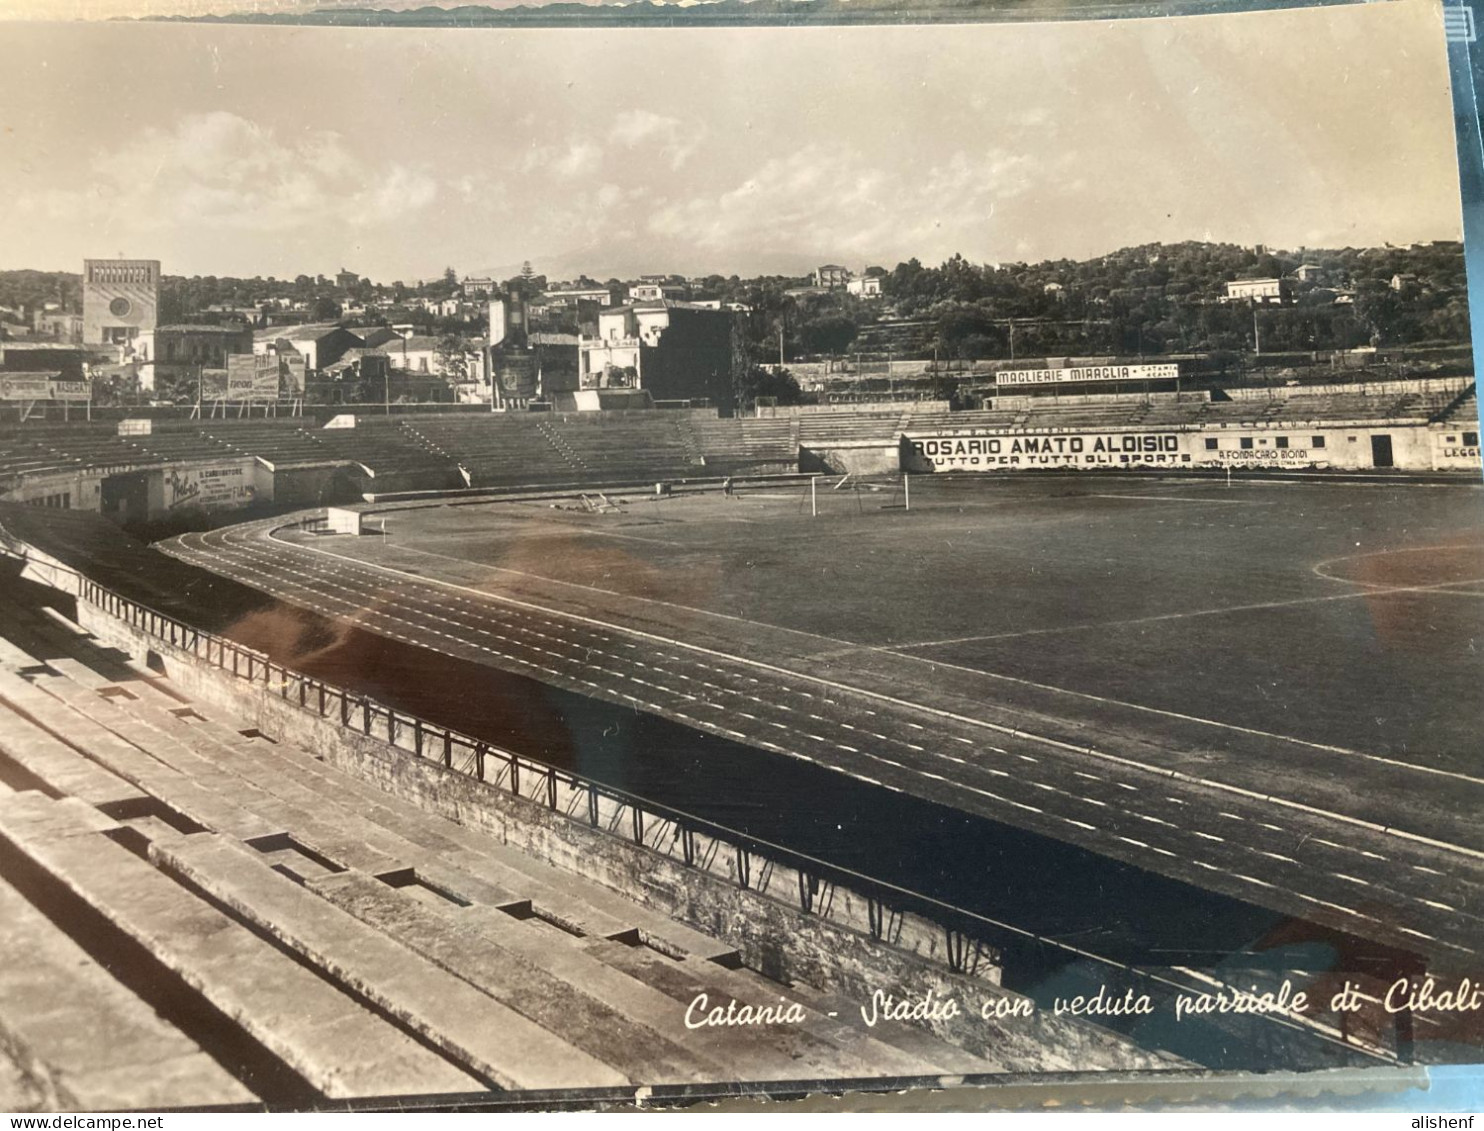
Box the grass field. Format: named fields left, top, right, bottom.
left=374, top=474, right=1484, bottom=775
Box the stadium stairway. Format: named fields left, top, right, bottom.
left=1435, top=385, right=1479, bottom=426
left=535, top=419, right=589, bottom=477
left=672, top=416, right=706, bottom=467
left=0, top=581, right=1009, bottom=1108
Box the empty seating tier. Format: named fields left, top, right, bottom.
left=0, top=577, right=1010, bottom=1106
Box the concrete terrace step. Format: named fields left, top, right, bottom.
left=4, top=673, right=280, bottom=839
left=244, top=740, right=741, bottom=964
left=582, top=940, right=912, bottom=1081
left=0, top=791, right=480, bottom=1100
left=0, top=874, right=253, bottom=1111
left=151, top=833, right=629, bottom=1092
left=2, top=603, right=182, bottom=703
left=37, top=692, right=410, bottom=878
left=447, top=900, right=762, bottom=1073
left=307, top=869, right=723, bottom=1084
left=26, top=678, right=530, bottom=919
left=154, top=737, right=537, bottom=910
left=777, top=979, right=992, bottom=1076
left=0, top=701, right=147, bottom=808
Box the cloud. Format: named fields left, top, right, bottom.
left=608, top=109, right=703, bottom=170
left=643, top=143, right=1037, bottom=264
left=521, top=139, right=604, bottom=179
left=14, top=111, right=438, bottom=238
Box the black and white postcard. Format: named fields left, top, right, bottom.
left=0, top=0, right=1479, bottom=1112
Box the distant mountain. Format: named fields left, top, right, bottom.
left=467, top=238, right=850, bottom=286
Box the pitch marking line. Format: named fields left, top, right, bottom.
left=1089, top=494, right=1270, bottom=505
left=893, top=575, right=1484, bottom=650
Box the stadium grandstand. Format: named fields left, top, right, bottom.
left=0, top=374, right=1476, bottom=525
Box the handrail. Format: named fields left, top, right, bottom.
left=0, top=524, right=1017, bottom=978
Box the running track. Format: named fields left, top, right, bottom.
left=163, top=516, right=1484, bottom=972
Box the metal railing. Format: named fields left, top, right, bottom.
left=18, top=547, right=1009, bottom=980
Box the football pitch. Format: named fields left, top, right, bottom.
left=367, top=474, right=1484, bottom=777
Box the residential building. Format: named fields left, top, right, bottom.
left=135, top=324, right=255, bottom=395
left=814, top=264, right=852, bottom=289
left=355, top=326, right=403, bottom=350
left=847, top=275, right=883, bottom=298
left=628, top=282, right=688, bottom=303
left=1223, top=277, right=1292, bottom=304
left=544, top=285, right=619, bottom=308
left=385, top=334, right=486, bottom=384
left=252, top=324, right=364, bottom=372
left=32, top=309, right=83, bottom=342
left=578, top=301, right=736, bottom=413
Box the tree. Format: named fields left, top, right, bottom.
left=734, top=365, right=803, bottom=413
left=311, top=296, right=342, bottom=322
left=435, top=334, right=469, bottom=384
left=799, top=314, right=857, bottom=356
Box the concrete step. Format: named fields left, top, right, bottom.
left=0, top=791, right=478, bottom=1100
left=449, top=900, right=766, bottom=1072
left=0, top=873, right=253, bottom=1110
left=249, top=742, right=741, bottom=963
left=44, top=686, right=537, bottom=913
left=91, top=704, right=422, bottom=875
left=777, top=979, right=991, bottom=1076
left=0, top=632, right=49, bottom=673
left=151, top=833, right=629, bottom=1092
left=43, top=692, right=408, bottom=878
left=637, top=946, right=952, bottom=1079
left=7, top=674, right=279, bottom=839
left=1, top=604, right=179, bottom=705
left=0, top=702, right=146, bottom=808
left=308, top=869, right=724, bottom=1083
left=583, top=940, right=888, bottom=1081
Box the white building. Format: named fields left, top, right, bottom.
left=1224, top=278, right=1291, bottom=304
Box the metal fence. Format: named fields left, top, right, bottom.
left=64, top=564, right=1008, bottom=977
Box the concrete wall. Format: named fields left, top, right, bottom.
left=2, top=468, right=104, bottom=513
left=156, top=458, right=274, bottom=516
left=1430, top=424, right=1483, bottom=473
left=800, top=444, right=900, bottom=476
left=902, top=423, right=1466, bottom=474
left=272, top=464, right=362, bottom=509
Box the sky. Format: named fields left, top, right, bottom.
left=0, top=0, right=1466, bottom=282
